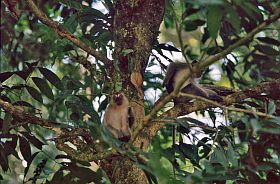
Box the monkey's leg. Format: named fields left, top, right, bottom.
left=204, top=88, right=223, bottom=102
left=181, top=83, right=209, bottom=97
left=106, top=125, right=123, bottom=138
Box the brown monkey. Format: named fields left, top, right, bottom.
left=163, top=62, right=222, bottom=103
left=163, top=62, right=222, bottom=158
left=103, top=92, right=135, bottom=142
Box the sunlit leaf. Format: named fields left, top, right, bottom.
left=268, top=101, right=276, bottom=115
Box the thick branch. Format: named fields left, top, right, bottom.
left=0, top=99, right=61, bottom=130
left=141, top=79, right=280, bottom=142
left=24, top=0, right=112, bottom=68
left=0, top=99, right=116, bottom=162
left=56, top=139, right=117, bottom=162
left=144, top=7, right=280, bottom=123
left=132, top=79, right=280, bottom=147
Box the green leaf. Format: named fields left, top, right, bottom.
left=178, top=143, right=199, bottom=165
left=268, top=101, right=276, bottom=115
left=64, top=14, right=78, bottom=33
left=0, top=72, right=13, bottom=82
left=104, top=0, right=113, bottom=11
left=26, top=86, right=43, bottom=103
left=250, top=118, right=261, bottom=132
left=38, top=67, right=63, bottom=90
left=0, top=144, right=9, bottom=172
left=81, top=7, right=107, bottom=21
left=207, top=6, right=223, bottom=38
left=226, top=143, right=238, bottom=167
left=182, top=7, right=200, bottom=19
left=157, top=43, right=180, bottom=52
left=257, top=37, right=280, bottom=46
left=184, top=19, right=205, bottom=31
left=32, top=77, right=54, bottom=100
left=226, top=8, right=241, bottom=33
left=211, top=147, right=228, bottom=168
left=57, top=0, right=83, bottom=9
left=177, top=117, right=205, bottom=126
left=121, top=49, right=134, bottom=56
left=76, top=95, right=101, bottom=124
left=3, top=112, right=12, bottom=132
left=13, top=101, right=35, bottom=109
left=22, top=132, right=45, bottom=150
left=19, top=136, right=32, bottom=162
left=24, top=152, right=40, bottom=178
left=255, top=45, right=280, bottom=56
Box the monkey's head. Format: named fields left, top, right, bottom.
left=112, top=92, right=124, bottom=106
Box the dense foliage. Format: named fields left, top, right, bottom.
left=1, top=0, right=280, bottom=183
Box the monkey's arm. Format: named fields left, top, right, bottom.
left=120, top=108, right=132, bottom=137
left=128, top=106, right=135, bottom=128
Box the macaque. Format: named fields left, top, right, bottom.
left=163, top=62, right=222, bottom=103
left=103, top=92, right=135, bottom=142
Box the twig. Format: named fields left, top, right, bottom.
left=24, top=0, right=112, bottom=69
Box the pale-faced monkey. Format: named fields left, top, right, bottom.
left=163, top=61, right=222, bottom=103
left=103, top=92, right=135, bottom=142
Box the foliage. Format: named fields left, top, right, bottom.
left=1, top=0, right=280, bottom=183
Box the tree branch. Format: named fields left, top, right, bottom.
left=0, top=99, right=62, bottom=131
left=24, top=0, right=112, bottom=69
left=133, top=78, right=280, bottom=145
left=143, top=7, right=280, bottom=123
left=0, top=99, right=117, bottom=162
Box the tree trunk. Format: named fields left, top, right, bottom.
left=101, top=0, right=165, bottom=183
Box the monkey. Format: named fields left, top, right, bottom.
left=163, top=61, right=222, bottom=158
left=163, top=61, right=222, bottom=103
left=103, top=92, right=135, bottom=142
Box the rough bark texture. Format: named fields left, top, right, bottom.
left=101, top=0, right=165, bottom=183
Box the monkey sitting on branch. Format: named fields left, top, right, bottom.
left=103, top=92, right=135, bottom=142
left=163, top=61, right=222, bottom=104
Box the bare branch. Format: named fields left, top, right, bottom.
left=24, top=0, right=112, bottom=68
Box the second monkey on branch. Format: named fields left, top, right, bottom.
left=163, top=61, right=222, bottom=103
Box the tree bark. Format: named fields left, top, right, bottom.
left=101, top=0, right=165, bottom=183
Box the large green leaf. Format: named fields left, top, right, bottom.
left=64, top=14, right=78, bottom=33
left=38, top=67, right=63, bottom=90
left=26, top=86, right=43, bottom=103
left=19, top=136, right=32, bottom=162
left=207, top=6, right=223, bottom=38
left=32, top=77, right=54, bottom=100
